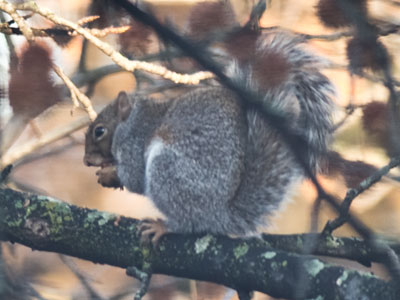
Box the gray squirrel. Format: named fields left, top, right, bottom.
left=84, top=31, right=335, bottom=242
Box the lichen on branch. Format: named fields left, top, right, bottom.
left=0, top=187, right=397, bottom=299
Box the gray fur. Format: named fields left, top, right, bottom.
left=93, top=32, right=335, bottom=236
left=226, top=32, right=335, bottom=173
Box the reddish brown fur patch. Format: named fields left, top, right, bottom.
left=187, top=1, right=237, bottom=40
left=20, top=41, right=52, bottom=72
left=119, top=19, right=153, bottom=56
left=153, top=125, right=173, bottom=145
left=9, top=42, right=61, bottom=119
left=225, top=28, right=259, bottom=63
left=226, top=30, right=292, bottom=88
left=252, top=49, right=291, bottom=90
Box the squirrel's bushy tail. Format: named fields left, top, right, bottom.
left=225, top=32, right=335, bottom=234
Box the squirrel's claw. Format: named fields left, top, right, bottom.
left=138, top=218, right=167, bottom=246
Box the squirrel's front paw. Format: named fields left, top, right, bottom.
left=139, top=218, right=168, bottom=247
left=96, top=165, right=122, bottom=189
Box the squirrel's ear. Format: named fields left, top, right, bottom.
left=116, top=91, right=132, bottom=121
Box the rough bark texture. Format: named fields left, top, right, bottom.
left=0, top=187, right=398, bottom=299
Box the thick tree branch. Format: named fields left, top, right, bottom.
left=0, top=187, right=397, bottom=299
left=263, top=233, right=400, bottom=266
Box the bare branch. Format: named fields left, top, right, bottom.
left=323, top=156, right=400, bottom=235
left=0, top=0, right=33, bottom=40
left=0, top=21, right=131, bottom=39
left=2, top=1, right=213, bottom=85
left=52, top=64, right=97, bottom=120
left=87, top=25, right=130, bottom=38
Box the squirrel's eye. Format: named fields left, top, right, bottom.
left=93, top=125, right=107, bottom=140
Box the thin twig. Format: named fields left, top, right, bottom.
left=323, top=155, right=400, bottom=234
left=77, top=15, right=99, bottom=26
left=7, top=1, right=213, bottom=85
left=0, top=21, right=130, bottom=39
left=356, top=70, right=400, bottom=87
left=86, top=26, right=130, bottom=37
left=330, top=104, right=360, bottom=132
left=52, top=64, right=97, bottom=120
left=0, top=1, right=98, bottom=123
left=0, top=0, right=33, bottom=40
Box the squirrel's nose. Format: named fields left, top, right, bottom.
left=83, top=155, right=93, bottom=166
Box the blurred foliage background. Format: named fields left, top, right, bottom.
left=1, top=0, right=400, bottom=299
